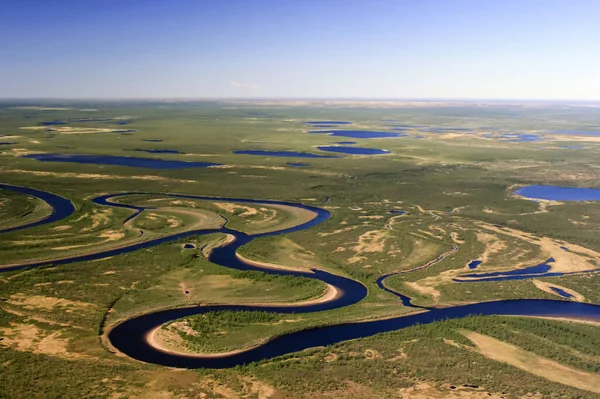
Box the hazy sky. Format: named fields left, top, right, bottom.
left=1, top=0, right=599, bottom=99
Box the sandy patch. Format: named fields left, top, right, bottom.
left=405, top=281, right=440, bottom=301
left=20, top=126, right=128, bottom=135
left=479, top=223, right=600, bottom=273
left=318, top=225, right=359, bottom=237
left=51, top=225, right=72, bottom=231
left=0, top=323, right=87, bottom=360
left=475, top=231, right=507, bottom=264
left=461, top=330, right=600, bottom=394
left=353, top=230, right=388, bottom=254
left=7, top=294, right=95, bottom=311
left=450, top=232, right=465, bottom=244
left=397, top=382, right=503, bottom=399
left=2, top=169, right=194, bottom=183
left=532, top=280, right=585, bottom=301
left=215, top=202, right=258, bottom=216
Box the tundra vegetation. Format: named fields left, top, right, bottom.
left=1, top=100, right=600, bottom=398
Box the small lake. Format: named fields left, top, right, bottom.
left=317, top=146, right=390, bottom=155
left=22, top=153, right=222, bottom=169
left=467, top=260, right=482, bottom=269
left=0, top=142, right=16, bottom=145
left=143, top=139, right=163, bottom=142
left=233, top=150, right=339, bottom=158
left=515, top=185, right=600, bottom=201
left=550, top=287, right=574, bottom=299
left=334, top=141, right=357, bottom=145
left=41, top=121, right=68, bottom=126
left=310, top=130, right=406, bottom=139
left=388, top=209, right=406, bottom=215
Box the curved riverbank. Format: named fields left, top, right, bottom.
left=3, top=183, right=600, bottom=371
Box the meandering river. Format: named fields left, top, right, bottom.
left=2, top=183, right=600, bottom=369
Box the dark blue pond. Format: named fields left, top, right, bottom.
left=40, top=121, right=67, bottom=126
left=388, top=209, right=406, bottom=215
left=560, top=246, right=569, bottom=251
left=287, top=162, right=310, bottom=167
left=0, top=142, right=16, bottom=145
left=183, top=244, right=195, bottom=249
left=310, top=130, right=406, bottom=139
left=304, top=121, right=352, bottom=125
left=233, top=150, right=339, bottom=158
left=317, top=146, right=390, bottom=155
left=334, top=141, right=357, bottom=145
left=134, top=149, right=183, bottom=154
left=21, top=153, right=222, bottom=169
left=515, top=185, right=600, bottom=201
left=143, top=139, right=163, bottom=142
left=550, top=287, right=574, bottom=299
left=468, top=260, right=482, bottom=269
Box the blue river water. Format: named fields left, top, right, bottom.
left=2, top=184, right=600, bottom=369
left=0, top=183, right=76, bottom=234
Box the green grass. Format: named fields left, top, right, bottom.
left=1, top=100, right=600, bottom=398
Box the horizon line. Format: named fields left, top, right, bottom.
left=1, top=96, right=600, bottom=103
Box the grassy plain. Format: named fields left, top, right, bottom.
left=1, top=100, right=600, bottom=397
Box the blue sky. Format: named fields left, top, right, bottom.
left=1, top=0, right=599, bottom=99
